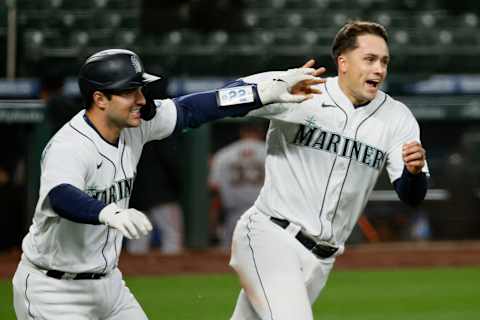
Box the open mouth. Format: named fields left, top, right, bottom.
left=130, top=106, right=141, bottom=117
left=366, top=79, right=380, bottom=89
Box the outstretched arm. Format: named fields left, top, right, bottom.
left=141, top=61, right=325, bottom=132
left=172, top=66, right=324, bottom=132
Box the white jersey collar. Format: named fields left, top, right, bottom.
left=69, top=110, right=121, bottom=150
left=324, top=77, right=387, bottom=115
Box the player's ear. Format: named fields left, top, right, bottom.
left=337, top=55, right=347, bottom=74
left=93, top=91, right=108, bottom=110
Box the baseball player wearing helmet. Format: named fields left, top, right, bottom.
left=11, top=49, right=325, bottom=320
left=228, top=21, right=429, bottom=320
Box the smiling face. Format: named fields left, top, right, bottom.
left=86, top=86, right=147, bottom=144
left=337, top=34, right=389, bottom=105
left=101, top=87, right=146, bottom=129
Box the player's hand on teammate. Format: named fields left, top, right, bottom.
left=402, top=141, right=426, bottom=175
left=99, top=203, right=153, bottom=239
left=257, top=59, right=326, bottom=104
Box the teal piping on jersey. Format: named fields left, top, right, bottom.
left=328, top=94, right=387, bottom=241
left=316, top=83, right=349, bottom=240
left=83, top=114, right=119, bottom=147
left=320, top=84, right=387, bottom=241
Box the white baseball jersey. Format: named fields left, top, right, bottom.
left=245, top=73, right=429, bottom=247
left=210, top=139, right=266, bottom=216
left=21, top=99, right=176, bottom=273
left=210, top=138, right=266, bottom=248
left=228, top=74, right=429, bottom=320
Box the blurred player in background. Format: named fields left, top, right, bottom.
left=228, top=21, right=429, bottom=320
left=127, top=78, right=185, bottom=255
left=209, top=122, right=266, bottom=251
left=128, top=136, right=184, bottom=255
left=11, top=48, right=325, bottom=320
left=39, top=71, right=81, bottom=135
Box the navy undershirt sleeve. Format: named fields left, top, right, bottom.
left=173, top=80, right=262, bottom=133
left=48, top=183, right=106, bottom=224
left=393, top=167, right=428, bottom=207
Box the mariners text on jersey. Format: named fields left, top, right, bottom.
left=85, top=177, right=134, bottom=205
left=292, top=124, right=386, bottom=170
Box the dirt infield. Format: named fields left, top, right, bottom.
left=1, top=241, right=479, bottom=279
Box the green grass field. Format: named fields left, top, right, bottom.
left=1, top=267, right=479, bottom=319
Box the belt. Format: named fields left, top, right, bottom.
left=270, top=217, right=338, bottom=259
left=45, top=269, right=106, bottom=280
left=22, top=258, right=107, bottom=280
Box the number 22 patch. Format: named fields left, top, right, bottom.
left=217, top=85, right=255, bottom=107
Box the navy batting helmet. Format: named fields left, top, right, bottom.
left=78, top=49, right=161, bottom=106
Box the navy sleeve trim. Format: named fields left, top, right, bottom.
left=393, top=167, right=428, bottom=207
left=173, top=80, right=262, bottom=133
left=48, top=183, right=106, bottom=224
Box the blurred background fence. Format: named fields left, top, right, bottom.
left=0, top=0, right=479, bottom=251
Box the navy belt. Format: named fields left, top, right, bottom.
left=270, top=217, right=338, bottom=259
left=45, top=269, right=106, bottom=280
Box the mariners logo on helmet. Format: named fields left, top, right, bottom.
left=130, top=55, right=142, bottom=73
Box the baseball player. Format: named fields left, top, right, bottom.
left=209, top=122, right=266, bottom=250
left=11, top=48, right=325, bottom=320
left=127, top=137, right=185, bottom=255
left=228, top=21, right=429, bottom=320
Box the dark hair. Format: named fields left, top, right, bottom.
left=331, top=20, right=388, bottom=66
left=84, top=91, right=113, bottom=110
left=85, top=88, right=139, bottom=110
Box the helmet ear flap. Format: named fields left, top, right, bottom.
left=140, top=85, right=157, bottom=121
left=140, top=99, right=156, bottom=121
left=78, top=76, right=95, bottom=108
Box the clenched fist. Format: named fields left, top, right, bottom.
left=402, top=141, right=426, bottom=175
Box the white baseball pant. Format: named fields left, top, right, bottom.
left=229, top=207, right=335, bottom=320
left=12, top=258, right=148, bottom=320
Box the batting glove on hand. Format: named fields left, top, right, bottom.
left=99, top=203, right=153, bottom=240
left=257, top=68, right=320, bottom=104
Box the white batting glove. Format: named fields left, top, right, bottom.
left=256, top=68, right=318, bottom=104
left=98, top=203, right=153, bottom=240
